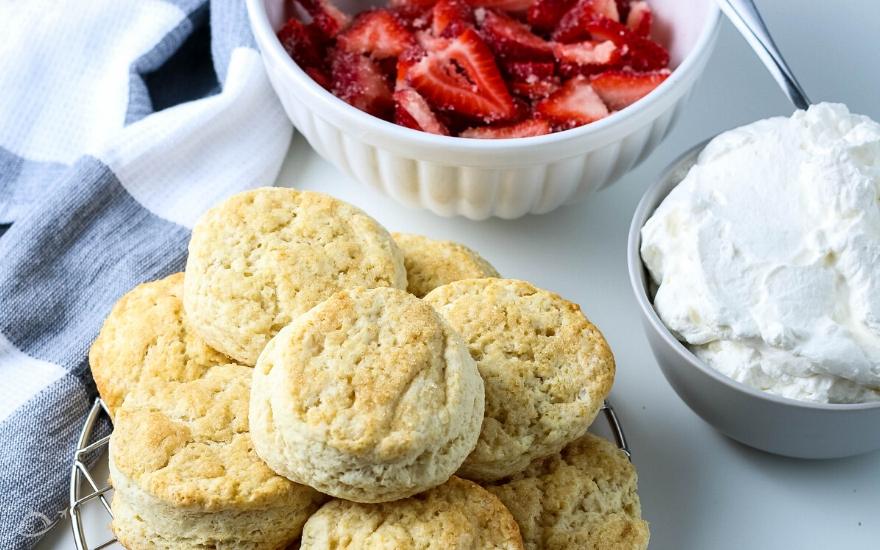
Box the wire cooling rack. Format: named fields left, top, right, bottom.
left=69, top=398, right=630, bottom=550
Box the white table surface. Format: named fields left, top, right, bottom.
left=38, top=2, right=880, bottom=548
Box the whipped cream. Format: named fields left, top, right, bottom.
left=641, top=103, right=880, bottom=404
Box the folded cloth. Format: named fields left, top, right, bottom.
left=0, top=1, right=293, bottom=547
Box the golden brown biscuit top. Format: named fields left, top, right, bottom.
left=486, top=434, right=649, bottom=550
left=301, top=477, right=524, bottom=549
left=184, top=187, right=406, bottom=365
left=110, top=364, right=319, bottom=511
left=89, top=273, right=231, bottom=415
left=423, top=278, right=615, bottom=467
left=256, top=286, right=476, bottom=461
left=392, top=232, right=499, bottom=298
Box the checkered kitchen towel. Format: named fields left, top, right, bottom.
left=0, top=0, right=292, bottom=546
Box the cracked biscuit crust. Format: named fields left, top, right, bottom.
left=250, top=287, right=485, bottom=503
left=109, top=365, right=325, bottom=549
left=89, top=273, right=233, bottom=417
left=485, top=434, right=649, bottom=550
left=392, top=232, right=499, bottom=298
left=424, top=278, right=615, bottom=481
left=184, top=188, right=406, bottom=365
left=300, top=477, right=525, bottom=550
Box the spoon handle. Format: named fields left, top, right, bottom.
left=717, top=0, right=811, bottom=110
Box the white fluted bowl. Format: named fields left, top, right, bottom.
left=247, top=0, right=720, bottom=219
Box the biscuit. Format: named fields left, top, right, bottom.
left=300, top=476, right=524, bottom=549
left=89, top=273, right=234, bottom=416
left=423, top=278, right=615, bottom=481
left=249, top=286, right=485, bottom=503
left=485, top=434, right=649, bottom=550
left=392, top=232, right=499, bottom=297
left=184, top=188, right=406, bottom=365
left=109, top=364, right=326, bottom=550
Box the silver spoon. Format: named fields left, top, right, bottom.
left=716, top=0, right=811, bottom=109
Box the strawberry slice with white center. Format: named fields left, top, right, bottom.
left=337, top=10, right=416, bottom=59
left=553, top=0, right=620, bottom=42
left=479, top=9, right=554, bottom=60
left=590, top=69, right=668, bottom=109
left=527, top=0, right=577, bottom=33
left=433, top=0, right=475, bottom=37
left=553, top=39, right=621, bottom=76
left=504, top=60, right=557, bottom=81
left=407, top=28, right=516, bottom=122
left=331, top=49, right=394, bottom=118
left=394, top=88, right=450, bottom=134
left=536, top=75, right=609, bottom=128
left=584, top=16, right=668, bottom=70
left=625, top=1, right=652, bottom=37
left=510, top=78, right=560, bottom=99
left=296, top=0, right=351, bottom=38
left=461, top=118, right=552, bottom=138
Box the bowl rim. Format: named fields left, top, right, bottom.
left=246, top=0, right=722, bottom=150
left=627, top=139, right=880, bottom=412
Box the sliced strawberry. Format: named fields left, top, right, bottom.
left=553, top=39, right=621, bottom=76
left=527, top=0, right=576, bottom=33
left=337, top=10, right=416, bottom=59
left=536, top=75, right=609, bottom=128
left=330, top=49, right=394, bottom=118
left=465, top=0, right=536, bottom=12
left=395, top=45, right=426, bottom=88
left=394, top=88, right=450, bottom=134
left=479, top=9, right=553, bottom=60
left=296, top=0, right=351, bottom=38
left=590, top=69, right=668, bottom=109
left=407, top=28, right=516, bottom=122
left=461, top=118, right=552, bottom=138
left=583, top=16, right=668, bottom=70
left=433, top=0, right=475, bottom=37
left=277, top=17, right=325, bottom=69
left=625, top=1, right=651, bottom=37
left=552, top=0, right=619, bottom=43
left=503, top=60, right=556, bottom=81
left=510, top=78, right=560, bottom=99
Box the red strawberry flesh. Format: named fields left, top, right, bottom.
left=590, top=69, right=668, bottom=109
left=461, top=118, right=552, bottom=138
left=407, top=27, right=516, bottom=122
left=479, top=9, right=554, bottom=60
left=536, top=75, right=609, bottom=128
left=337, top=10, right=416, bottom=59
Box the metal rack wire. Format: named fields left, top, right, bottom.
left=69, top=397, right=631, bottom=550
left=69, top=398, right=115, bottom=550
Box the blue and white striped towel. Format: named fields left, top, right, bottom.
left=0, top=1, right=292, bottom=547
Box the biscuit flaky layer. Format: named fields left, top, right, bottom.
left=250, top=286, right=485, bottom=503
left=424, top=278, right=615, bottom=481
left=184, top=187, right=407, bottom=365
left=301, top=477, right=525, bottom=549
left=89, top=273, right=233, bottom=416
left=109, top=365, right=325, bottom=549
left=486, top=433, right=649, bottom=550
left=391, top=232, right=499, bottom=298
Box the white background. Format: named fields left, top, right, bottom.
left=38, top=1, right=880, bottom=548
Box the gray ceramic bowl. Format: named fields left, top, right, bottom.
left=627, top=141, right=880, bottom=459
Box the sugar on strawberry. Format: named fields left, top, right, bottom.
left=277, top=0, right=670, bottom=137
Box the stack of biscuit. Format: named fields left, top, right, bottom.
left=90, top=187, right=649, bottom=549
